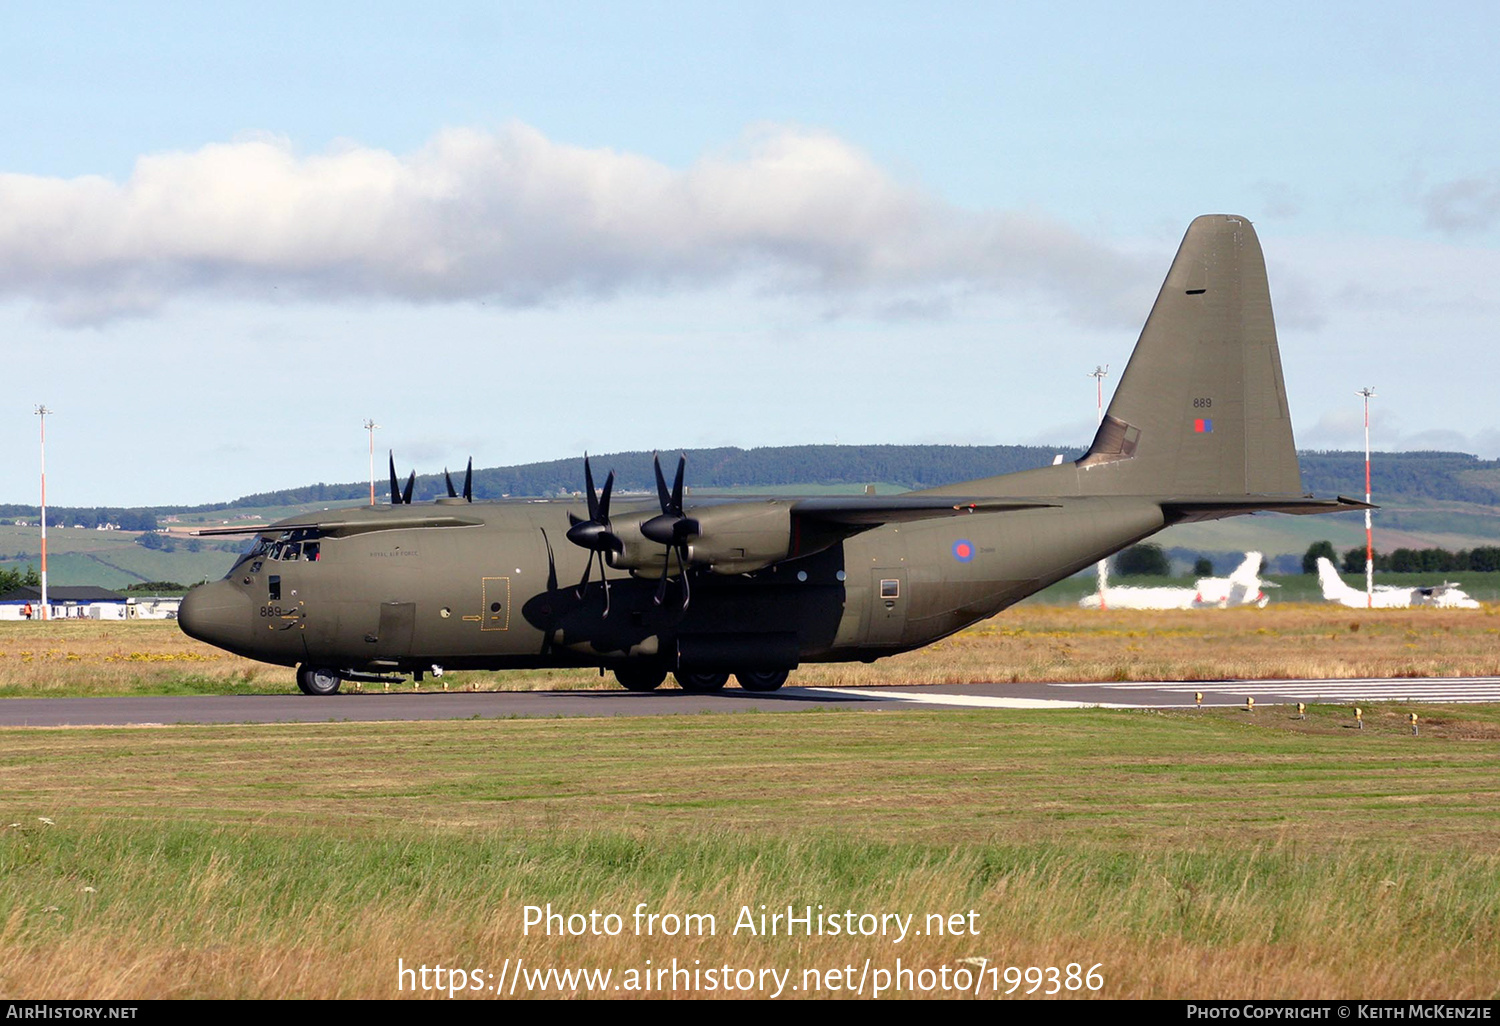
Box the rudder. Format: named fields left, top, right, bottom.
left=1078, top=215, right=1301, bottom=497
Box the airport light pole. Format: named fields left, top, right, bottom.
left=1357, top=387, right=1376, bottom=609
left=34, top=405, right=51, bottom=621
left=1090, top=366, right=1109, bottom=609
left=364, top=419, right=379, bottom=506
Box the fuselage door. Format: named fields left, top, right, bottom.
left=376, top=602, right=416, bottom=655
left=481, top=576, right=510, bottom=631
left=868, top=569, right=908, bottom=645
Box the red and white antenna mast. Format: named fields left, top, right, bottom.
left=34, top=405, right=52, bottom=622
left=1090, top=366, right=1109, bottom=609
left=1357, top=387, right=1376, bottom=609
left=364, top=419, right=380, bottom=506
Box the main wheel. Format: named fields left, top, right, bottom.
left=614, top=664, right=667, bottom=692
left=674, top=671, right=729, bottom=693
left=736, top=669, right=789, bottom=693
left=296, top=665, right=342, bottom=696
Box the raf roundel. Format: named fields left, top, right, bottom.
left=952, top=539, right=975, bottom=563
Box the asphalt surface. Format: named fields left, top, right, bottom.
left=3, top=676, right=1500, bottom=727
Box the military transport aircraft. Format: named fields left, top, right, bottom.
left=1078, top=552, right=1274, bottom=610
left=179, top=215, right=1368, bottom=695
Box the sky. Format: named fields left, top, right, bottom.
left=2, top=1, right=1499, bottom=507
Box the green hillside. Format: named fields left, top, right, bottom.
left=6, top=446, right=1500, bottom=587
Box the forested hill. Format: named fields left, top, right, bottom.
left=210, top=447, right=1500, bottom=509
left=1296, top=451, right=1500, bottom=506
left=211, top=444, right=1089, bottom=508
left=4, top=447, right=1499, bottom=520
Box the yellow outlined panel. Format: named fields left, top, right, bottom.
left=481, top=576, right=511, bottom=631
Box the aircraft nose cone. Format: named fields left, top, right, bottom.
left=178, top=582, right=250, bottom=651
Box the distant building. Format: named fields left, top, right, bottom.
left=0, top=586, right=183, bottom=621
left=0, top=585, right=130, bottom=620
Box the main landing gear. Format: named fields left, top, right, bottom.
left=674, top=671, right=729, bottom=693
left=613, top=666, right=791, bottom=693
left=296, top=664, right=343, bottom=696
left=735, top=669, right=789, bottom=692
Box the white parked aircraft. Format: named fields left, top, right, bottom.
left=1315, top=557, right=1480, bottom=609
left=1080, top=552, right=1273, bottom=610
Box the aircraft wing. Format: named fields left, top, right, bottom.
left=1162, top=495, right=1372, bottom=523
left=790, top=496, right=1058, bottom=526
left=192, top=513, right=483, bottom=538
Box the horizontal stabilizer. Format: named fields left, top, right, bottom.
left=1162, top=495, right=1373, bottom=524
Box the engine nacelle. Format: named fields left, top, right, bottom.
left=605, top=501, right=794, bottom=576
left=684, top=501, right=793, bottom=574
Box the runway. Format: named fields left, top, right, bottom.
left=3, top=676, right=1499, bottom=727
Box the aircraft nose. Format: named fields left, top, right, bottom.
left=178, top=581, right=251, bottom=650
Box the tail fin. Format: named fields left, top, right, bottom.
left=1228, top=552, right=1264, bottom=588
left=1077, top=215, right=1301, bottom=496
left=1317, top=557, right=1359, bottom=603
left=1224, top=552, right=1266, bottom=607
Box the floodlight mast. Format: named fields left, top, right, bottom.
left=1090, top=365, right=1109, bottom=609
left=364, top=419, right=379, bottom=506
left=1357, top=387, right=1376, bottom=609
left=34, top=405, right=51, bottom=621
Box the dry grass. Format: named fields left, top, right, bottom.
left=5, top=607, right=1499, bottom=998
left=3, top=711, right=1499, bottom=998
left=0, top=621, right=292, bottom=695
left=794, top=604, right=1500, bottom=687
left=5, top=604, right=1500, bottom=696
left=4, top=831, right=1494, bottom=999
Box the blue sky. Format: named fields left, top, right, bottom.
left=3, top=1, right=1498, bottom=506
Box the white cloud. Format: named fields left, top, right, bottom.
left=0, top=123, right=1150, bottom=326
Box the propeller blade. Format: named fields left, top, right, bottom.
left=463, top=457, right=472, bottom=502
left=402, top=470, right=416, bottom=505
left=444, top=468, right=458, bottom=498
left=575, top=545, right=594, bottom=597
left=671, top=454, right=685, bottom=513
left=655, top=561, right=670, bottom=605
left=598, top=470, right=614, bottom=522
left=653, top=452, right=672, bottom=513
left=584, top=455, right=598, bottom=522
left=389, top=452, right=401, bottom=505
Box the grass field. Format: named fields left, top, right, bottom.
left=3, top=707, right=1499, bottom=999
left=2, top=607, right=1498, bottom=999
left=4, top=602, right=1500, bottom=697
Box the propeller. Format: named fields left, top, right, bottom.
left=641, top=452, right=700, bottom=609
left=563, top=454, right=623, bottom=611
left=388, top=451, right=416, bottom=505
left=444, top=457, right=473, bottom=501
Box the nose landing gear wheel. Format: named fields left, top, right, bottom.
left=614, top=664, right=667, bottom=692
left=296, top=665, right=343, bottom=696
left=674, top=671, right=729, bottom=693
left=735, top=669, right=789, bottom=693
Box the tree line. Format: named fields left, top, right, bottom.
left=0, top=564, right=40, bottom=593
left=0, top=507, right=158, bottom=531
left=1302, top=541, right=1500, bottom=574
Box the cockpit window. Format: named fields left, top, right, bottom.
left=224, top=530, right=324, bottom=578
